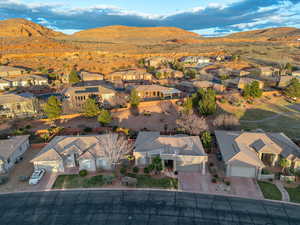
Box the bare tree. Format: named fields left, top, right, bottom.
left=99, top=133, right=133, bottom=168
left=213, top=113, right=240, bottom=130
left=176, top=113, right=208, bottom=135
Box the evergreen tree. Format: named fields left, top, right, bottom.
left=201, top=131, right=212, bottom=149
left=250, top=81, right=263, bottom=98
left=130, top=88, right=140, bottom=107
left=198, top=88, right=217, bottom=116
left=242, top=83, right=251, bottom=99
left=69, top=69, right=81, bottom=84
left=285, top=78, right=300, bottom=98
left=83, top=97, right=100, bottom=117
left=43, top=96, right=62, bottom=119
left=97, top=110, right=112, bottom=125
left=182, top=97, right=193, bottom=115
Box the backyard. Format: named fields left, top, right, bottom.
left=257, top=181, right=282, bottom=201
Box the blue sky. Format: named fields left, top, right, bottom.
left=1, top=0, right=300, bottom=36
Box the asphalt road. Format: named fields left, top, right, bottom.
left=1, top=190, right=300, bottom=225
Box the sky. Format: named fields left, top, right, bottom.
left=0, top=0, right=300, bottom=36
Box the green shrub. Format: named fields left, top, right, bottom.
left=0, top=176, right=8, bottom=185
left=225, top=181, right=231, bottom=186
left=83, top=127, right=92, bottom=133
left=103, top=174, right=115, bottom=185
left=25, top=125, right=32, bottom=130
left=79, top=170, right=88, bottom=177
left=132, top=167, right=139, bottom=173
left=120, top=167, right=127, bottom=175
left=144, top=167, right=150, bottom=174
left=211, top=178, right=217, bottom=183
left=213, top=174, right=219, bottom=179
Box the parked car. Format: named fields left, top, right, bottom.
left=29, top=169, right=46, bottom=185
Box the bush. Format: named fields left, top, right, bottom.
left=144, top=167, right=150, bottom=174
left=209, top=162, right=214, bottom=167
left=225, top=181, right=231, bottom=186
left=213, top=174, right=219, bottom=179
left=79, top=170, right=88, bottom=177
left=103, top=174, right=115, bottom=185
left=211, top=178, right=217, bottom=183
left=83, top=127, right=92, bottom=133
left=132, top=167, right=139, bottom=173
left=0, top=176, right=8, bottom=185
left=120, top=167, right=127, bottom=175
left=25, top=125, right=32, bottom=130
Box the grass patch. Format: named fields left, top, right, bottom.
left=240, top=109, right=277, bottom=121
left=52, top=174, right=104, bottom=189
left=258, top=181, right=282, bottom=201
left=285, top=186, right=300, bottom=203
left=127, top=173, right=178, bottom=189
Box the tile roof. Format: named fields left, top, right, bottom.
left=0, top=135, right=30, bottom=160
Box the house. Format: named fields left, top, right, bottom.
left=80, top=71, right=104, bottom=82
left=0, top=75, right=48, bottom=90
left=277, top=76, right=300, bottom=88
left=259, top=67, right=280, bottom=76
left=134, top=132, right=208, bottom=174
left=0, top=66, right=26, bottom=77
left=156, top=68, right=184, bottom=79
left=227, top=77, right=264, bottom=90
left=192, top=81, right=226, bottom=93
left=0, top=79, right=11, bottom=90
left=144, top=57, right=170, bottom=68
left=0, top=92, right=37, bottom=118
left=31, top=135, right=121, bottom=172
left=133, top=85, right=182, bottom=100
left=292, top=70, right=300, bottom=77
left=180, top=56, right=210, bottom=65
left=215, top=131, right=300, bottom=178
left=0, top=135, right=30, bottom=174
left=232, top=70, right=250, bottom=77
left=63, top=83, right=116, bottom=110
left=106, top=69, right=152, bottom=82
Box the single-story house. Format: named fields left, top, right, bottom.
left=134, top=132, right=208, bottom=174
left=226, top=77, right=264, bottom=90
left=215, top=130, right=300, bottom=178
left=0, top=135, right=30, bottom=174
left=106, top=69, right=153, bottom=82
left=155, top=68, right=184, bottom=79
left=31, top=135, right=122, bottom=172
left=0, top=66, right=27, bottom=77
left=180, top=56, right=210, bottom=65
left=80, top=71, right=104, bottom=82
left=193, top=80, right=226, bottom=93
left=0, top=75, right=48, bottom=90
left=292, top=70, right=300, bottom=77
left=277, top=76, right=300, bottom=88
left=133, top=85, right=182, bottom=100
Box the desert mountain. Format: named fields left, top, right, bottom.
left=0, top=18, right=63, bottom=38
left=71, top=25, right=201, bottom=44
left=226, top=27, right=300, bottom=40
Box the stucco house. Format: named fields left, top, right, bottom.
left=80, top=71, right=104, bottom=82
left=0, top=66, right=26, bottom=77
left=106, top=69, right=152, bottom=82
left=215, top=130, right=300, bottom=178
left=133, top=85, right=182, bottom=100
left=0, top=135, right=30, bottom=174
left=180, top=56, right=210, bottom=65
left=134, top=132, right=208, bottom=174
left=192, top=81, right=226, bottom=93
left=31, top=135, right=122, bottom=172
left=226, top=77, right=264, bottom=90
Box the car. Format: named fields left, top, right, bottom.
left=29, top=169, right=46, bottom=185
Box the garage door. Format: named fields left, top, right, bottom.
left=230, top=166, right=256, bottom=178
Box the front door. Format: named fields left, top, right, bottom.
left=65, top=154, right=76, bottom=168
left=164, top=160, right=174, bottom=171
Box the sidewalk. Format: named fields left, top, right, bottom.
left=275, top=181, right=290, bottom=202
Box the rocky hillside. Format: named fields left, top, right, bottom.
left=0, top=18, right=63, bottom=38
left=70, top=25, right=201, bottom=44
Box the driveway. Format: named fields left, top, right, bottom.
left=179, top=172, right=263, bottom=199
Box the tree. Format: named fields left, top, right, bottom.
left=279, top=158, right=291, bottom=173
left=243, top=81, right=263, bottom=99
left=176, top=113, right=208, bottom=135
left=130, top=88, right=140, bottom=107
left=68, top=69, right=81, bottom=84
left=243, top=84, right=252, bottom=99
left=43, top=96, right=62, bottom=120
left=151, top=156, right=163, bottom=174
left=201, top=131, right=212, bottom=150
left=213, top=113, right=240, bottom=130
left=198, top=88, right=217, bottom=116
left=83, top=97, right=100, bottom=117
left=97, top=110, right=112, bottom=125
left=182, top=97, right=193, bottom=115
left=99, top=133, right=133, bottom=168
left=285, top=78, right=300, bottom=98
left=285, top=63, right=293, bottom=74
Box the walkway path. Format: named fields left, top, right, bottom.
left=274, top=181, right=290, bottom=202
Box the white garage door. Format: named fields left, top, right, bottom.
left=230, top=166, right=256, bottom=178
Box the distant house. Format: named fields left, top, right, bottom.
left=192, top=80, right=226, bottom=93
left=0, top=135, right=30, bottom=174
left=63, top=83, right=116, bottom=110
left=134, top=132, right=208, bottom=174
left=31, top=135, right=123, bottom=172
left=292, top=70, right=300, bottom=77
left=259, top=67, right=280, bottom=77
left=0, top=79, right=11, bottom=90
left=156, top=68, right=184, bottom=79
left=106, top=69, right=152, bottom=83
left=0, top=75, right=48, bottom=90
left=133, top=85, right=182, bottom=100
left=215, top=130, right=300, bottom=178
left=80, top=71, right=104, bottom=82
left=277, top=76, right=300, bottom=88
left=232, top=70, right=250, bottom=77
left=227, top=77, right=264, bottom=90
left=0, top=92, right=37, bottom=118
left=144, top=57, right=170, bottom=68
left=0, top=66, right=27, bottom=77
left=180, top=56, right=210, bottom=65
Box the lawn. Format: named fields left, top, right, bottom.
left=285, top=186, right=300, bottom=203
left=127, top=173, right=178, bottom=189
left=52, top=174, right=105, bottom=189
left=257, top=181, right=282, bottom=201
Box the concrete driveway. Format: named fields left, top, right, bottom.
left=230, top=177, right=264, bottom=199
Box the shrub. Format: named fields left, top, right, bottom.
left=79, top=170, right=88, bottom=177
left=132, top=167, right=139, bottom=173
left=25, top=125, right=32, bottom=130
left=225, top=181, right=231, bottom=186
left=120, top=167, right=127, bottom=175
left=103, top=174, right=115, bottom=185
left=213, top=174, right=219, bottom=179
left=0, top=176, right=8, bottom=185
left=83, top=127, right=92, bottom=133
left=209, top=162, right=214, bottom=167
left=144, top=167, right=150, bottom=174
left=211, top=178, right=217, bottom=183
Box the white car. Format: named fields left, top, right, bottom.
left=29, top=169, right=46, bottom=185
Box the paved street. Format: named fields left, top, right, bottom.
left=0, top=190, right=299, bottom=225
